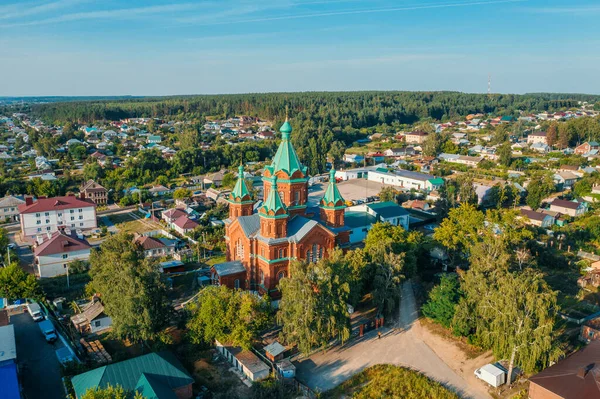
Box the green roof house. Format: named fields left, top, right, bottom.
left=71, top=352, right=194, bottom=399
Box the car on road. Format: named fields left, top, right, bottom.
left=39, top=319, right=58, bottom=343
left=26, top=302, right=44, bottom=322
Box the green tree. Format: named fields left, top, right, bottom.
left=497, top=142, right=512, bottom=167
left=526, top=173, right=554, bottom=210
left=433, top=203, right=484, bottom=265
left=477, top=269, right=560, bottom=383
left=422, top=274, right=462, bottom=328
left=88, top=233, right=171, bottom=343
left=0, top=263, right=44, bottom=301
left=546, top=122, right=557, bottom=147
left=187, top=285, right=272, bottom=350
left=278, top=256, right=351, bottom=354
left=80, top=384, right=144, bottom=399
left=221, top=172, right=236, bottom=189
left=172, top=188, right=192, bottom=200
left=84, top=162, right=104, bottom=181
left=456, top=174, right=477, bottom=204
left=369, top=241, right=406, bottom=315
left=379, top=186, right=400, bottom=203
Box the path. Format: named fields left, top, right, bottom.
left=295, top=281, right=492, bottom=399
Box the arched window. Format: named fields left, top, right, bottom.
left=234, top=279, right=240, bottom=289
left=260, top=270, right=265, bottom=286
left=312, top=244, right=318, bottom=262
left=277, top=271, right=286, bottom=281
left=278, top=248, right=285, bottom=259
left=236, top=239, right=244, bottom=260
left=306, top=250, right=311, bottom=261
left=319, top=247, right=324, bottom=260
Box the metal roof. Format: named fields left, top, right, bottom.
left=212, top=260, right=246, bottom=277
left=71, top=352, right=193, bottom=399
left=0, top=325, right=16, bottom=363
left=237, top=214, right=261, bottom=237
left=367, top=202, right=410, bottom=219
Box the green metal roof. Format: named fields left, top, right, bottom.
left=71, top=352, right=193, bottom=399
left=260, top=176, right=288, bottom=216
left=428, top=177, right=444, bottom=185
left=321, top=168, right=345, bottom=209
left=135, top=373, right=178, bottom=399
left=266, top=119, right=307, bottom=177
left=375, top=167, right=389, bottom=173
left=229, top=164, right=252, bottom=203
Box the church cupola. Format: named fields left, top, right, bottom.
left=228, top=164, right=254, bottom=219
left=259, top=176, right=289, bottom=238
left=320, top=168, right=346, bottom=228
left=262, top=117, right=309, bottom=216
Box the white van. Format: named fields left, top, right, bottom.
left=27, top=302, right=44, bottom=322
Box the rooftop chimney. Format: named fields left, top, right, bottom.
left=79, top=192, right=86, bottom=200
left=36, top=235, right=44, bottom=245
left=25, top=197, right=33, bottom=206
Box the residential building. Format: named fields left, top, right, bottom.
left=33, top=230, right=92, bottom=278
left=162, top=208, right=187, bottom=225
left=529, top=340, right=600, bottom=399
left=438, top=153, right=483, bottom=167
left=343, top=154, right=365, bottom=164
left=71, top=352, right=194, bottom=399
left=79, top=180, right=108, bottom=205
left=224, top=120, right=350, bottom=296
left=215, top=340, right=270, bottom=382
left=527, top=131, right=548, bottom=145
left=550, top=199, right=588, bottom=217
left=148, top=185, right=170, bottom=197
left=404, top=131, right=429, bottom=144
left=335, top=167, right=370, bottom=181
left=172, top=215, right=199, bottom=236
left=135, top=236, right=178, bottom=258
left=383, top=147, right=415, bottom=157
left=575, top=141, right=600, bottom=155
left=553, top=171, right=579, bottom=189
left=71, top=300, right=112, bottom=334
left=19, top=195, right=97, bottom=241
left=581, top=316, right=600, bottom=343
left=0, top=195, right=25, bottom=222
left=519, top=209, right=555, bottom=228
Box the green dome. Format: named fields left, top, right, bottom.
left=280, top=120, right=292, bottom=136
left=320, top=168, right=345, bottom=209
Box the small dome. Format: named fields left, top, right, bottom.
left=280, top=120, right=292, bottom=135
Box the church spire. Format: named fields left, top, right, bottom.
left=228, top=163, right=254, bottom=219
left=319, top=167, right=346, bottom=228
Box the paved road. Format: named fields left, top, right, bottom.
left=295, top=281, right=491, bottom=399
left=13, top=313, right=67, bottom=399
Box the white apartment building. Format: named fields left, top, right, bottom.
left=18, top=195, right=97, bottom=241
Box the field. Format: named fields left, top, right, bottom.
left=323, top=364, right=460, bottom=399
left=103, top=211, right=161, bottom=234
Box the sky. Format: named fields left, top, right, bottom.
left=0, top=0, right=599, bottom=96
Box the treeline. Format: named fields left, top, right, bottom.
left=25, top=92, right=599, bottom=126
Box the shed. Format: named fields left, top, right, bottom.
left=264, top=341, right=287, bottom=362
left=159, top=260, right=185, bottom=273
left=276, top=359, right=296, bottom=378
left=215, top=340, right=270, bottom=382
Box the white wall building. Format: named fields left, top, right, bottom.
left=18, top=195, right=97, bottom=241
left=33, top=230, right=92, bottom=278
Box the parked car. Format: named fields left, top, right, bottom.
left=39, top=319, right=57, bottom=343
left=474, top=364, right=506, bottom=387
left=26, top=302, right=44, bottom=322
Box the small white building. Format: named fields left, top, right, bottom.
left=0, top=195, right=25, bottom=222
left=549, top=199, right=587, bottom=217
left=33, top=230, right=91, bottom=278
left=215, top=340, right=270, bottom=382
left=527, top=131, right=548, bottom=145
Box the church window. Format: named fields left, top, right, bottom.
left=306, top=250, right=311, bottom=260
left=236, top=239, right=244, bottom=259
left=294, top=191, right=300, bottom=205
left=260, top=270, right=265, bottom=286
left=277, top=271, right=286, bottom=281
left=319, top=247, right=324, bottom=260
left=261, top=247, right=265, bottom=257
left=234, top=279, right=240, bottom=289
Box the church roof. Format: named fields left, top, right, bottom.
left=265, top=119, right=307, bottom=177
left=320, top=168, right=345, bottom=209
left=237, top=214, right=261, bottom=237
left=260, top=176, right=287, bottom=217
left=229, top=164, right=252, bottom=203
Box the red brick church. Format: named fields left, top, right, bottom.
left=216, top=118, right=350, bottom=296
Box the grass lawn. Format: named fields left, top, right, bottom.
left=106, top=212, right=160, bottom=234
left=205, top=254, right=226, bottom=266
left=40, top=272, right=91, bottom=302
left=323, top=364, right=460, bottom=399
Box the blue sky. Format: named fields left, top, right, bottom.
left=1, top=0, right=599, bottom=96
